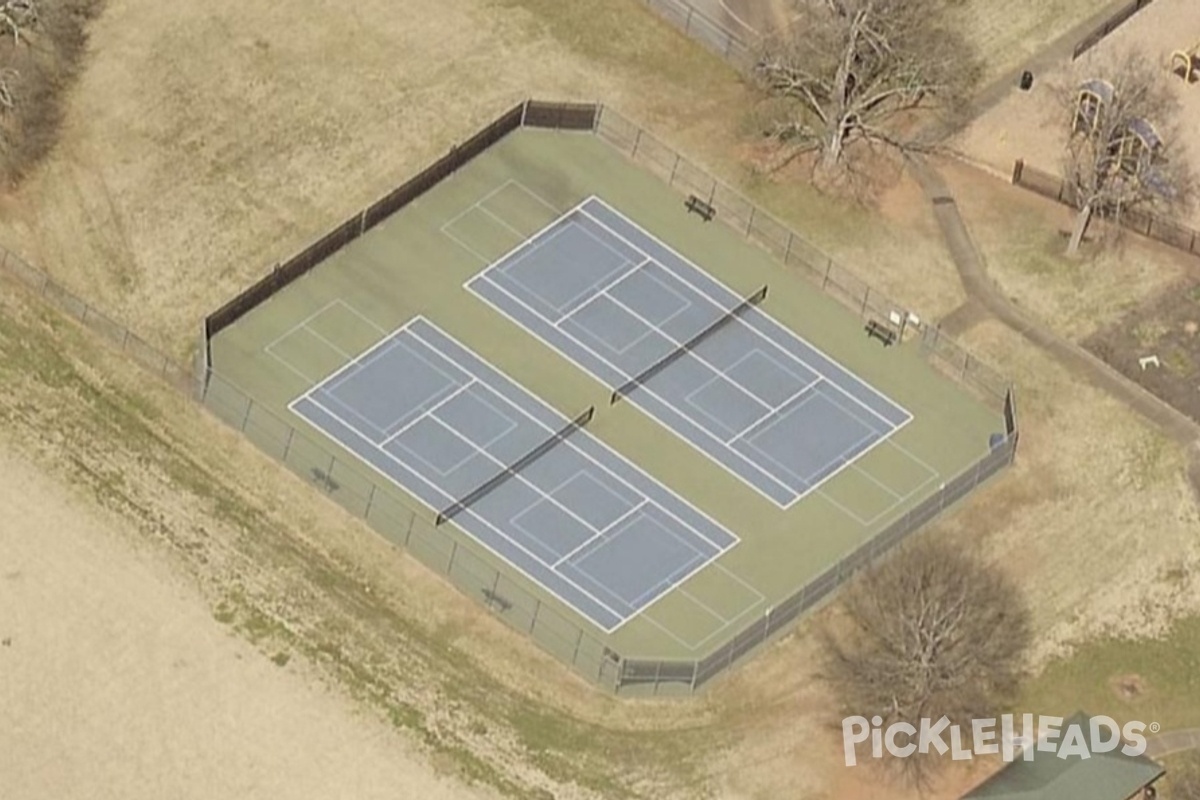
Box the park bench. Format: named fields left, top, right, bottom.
left=685, top=194, right=716, bottom=222
left=864, top=319, right=897, bottom=347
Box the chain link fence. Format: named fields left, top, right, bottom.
left=595, top=105, right=1010, bottom=411
left=0, top=248, right=192, bottom=393
left=640, top=0, right=757, bottom=68
left=201, top=370, right=624, bottom=689
left=0, top=98, right=1017, bottom=694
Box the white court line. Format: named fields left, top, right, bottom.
left=508, top=178, right=562, bottom=213
left=745, top=423, right=878, bottom=493
left=476, top=203, right=528, bottom=239
left=266, top=344, right=322, bottom=385
left=451, top=194, right=595, bottom=273
left=467, top=274, right=798, bottom=506
left=293, top=378, right=632, bottom=629
left=267, top=299, right=391, bottom=403
left=484, top=197, right=917, bottom=509
left=378, top=378, right=478, bottom=449
left=551, top=499, right=649, bottom=569
left=499, top=220, right=640, bottom=318
left=595, top=284, right=778, bottom=412
left=641, top=562, right=768, bottom=652
left=282, top=314, right=633, bottom=628
left=819, top=464, right=942, bottom=528
left=404, top=321, right=741, bottom=555
left=424, top=386, right=611, bottom=545
left=264, top=299, right=342, bottom=354
left=557, top=262, right=698, bottom=358
left=580, top=196, right=913, bottom=430
left=441, top=224, right=494, bottom=264
left=439, top=179, right=519, bottom=232
left=551, top=256, right=648, bottom=325
left=680, top=589, right=732, bottom=624
left=727, top=376, right=824, bottom=446
left=849, top=461, right=904, bottom=501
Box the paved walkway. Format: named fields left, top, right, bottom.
left=1147, top=729, right=1200, bottom=758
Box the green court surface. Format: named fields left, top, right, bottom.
left=207, top=127, right=1001, bottom=672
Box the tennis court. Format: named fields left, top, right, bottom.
left=204, top=121, right=1006, bottom=687
left=288, top=316, right=738, bottom=631
left=466, top=196, right=912, bottom=507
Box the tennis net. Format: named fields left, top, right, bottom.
left=610, top=285, right=767, bottom=405
left=434, top=405, right=595, bottom=526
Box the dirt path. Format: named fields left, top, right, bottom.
left=906, top=153, right=1200, bottom=491
left=1148, top=729, right=1200, bottom=758
left=0, top=441, right=497, bottom=800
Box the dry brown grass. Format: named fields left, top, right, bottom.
left=3, top=0, right=1200, bottom=797
left=0, top=0, right=971, bottom=364
left=955, top=0, right=1200, bottom=228
left=937, top=157, right=1197, bottom=340
left=0, top=0, right=103, bottom=184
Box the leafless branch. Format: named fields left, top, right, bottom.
left=821, top=537, right=1030, bottom=790
left=1059, top=51, right=1198, bottom=255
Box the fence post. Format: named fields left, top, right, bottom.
left=631, top=129, right=643, bottom=159
left=860, top=286, right=870, bottom=319
left=529, top=600, right=542, bottom=633
left=746, top=206, right=755, bottom=237
left=282, top=427, right=295, bottom=462
left=1011, top=159, right=1024, bottom=185
left=669, top=154, right=680, bottom=186
left=240, top=397, right=253, bottom=432
left=571, top=628, right=584, bottom=666
left=404, top=513, right=415, bottom=546
left=822, top=258, right=833, bottom=290
left=684, top=6, right=693, bottom=34
left=784, top=232, right=793, bottom=264
left=447, top=540, right=458, bottom=574
left=365, top=483, right=377, bottom=519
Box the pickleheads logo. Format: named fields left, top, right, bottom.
left=842, top=714, right=1157, bottom=766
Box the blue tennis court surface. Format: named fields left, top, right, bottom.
left=465, top=196, right=913, bottom=507
left=288, top=316, right=738, bottom=631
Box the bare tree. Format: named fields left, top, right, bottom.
left=822, top=537, right=1030, bottom=788
left=752, top=0, right=979, bottom=176
left=1061, top=52, right=1197, bottom=256
left=0, top=0, right=37, bottom=46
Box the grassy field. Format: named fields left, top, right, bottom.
left=4, top=0, right=1200, bottom=796
left=207, top=125, right=999, bottom=675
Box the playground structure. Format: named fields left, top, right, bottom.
left=1170, top=41, right=1200, bottom=82
left=1071, top=80, right=1164, bottom=177
left=1071, top=79, right=1114, bottom=137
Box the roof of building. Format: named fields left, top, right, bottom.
left=961, top=712, right=1165, bottom=800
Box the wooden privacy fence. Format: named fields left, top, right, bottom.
left=1011, top=159, right=1200, bottom=259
